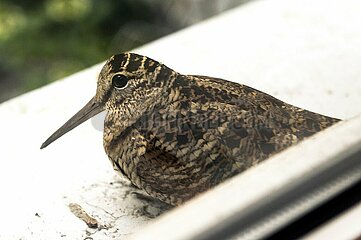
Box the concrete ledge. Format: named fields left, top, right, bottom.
left=0, top=0, right=360, bottom=239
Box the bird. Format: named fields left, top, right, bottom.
left=41, top=52, right=340, bottom=206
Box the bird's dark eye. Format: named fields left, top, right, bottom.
left=112, top=74, right=128, bottom=89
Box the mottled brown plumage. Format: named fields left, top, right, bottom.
left=41, top=53, right=339, bottom=206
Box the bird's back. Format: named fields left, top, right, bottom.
left=169, top=74, right=340, bottom=170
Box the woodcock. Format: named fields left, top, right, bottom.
left=41, top=53, right=339, bottom=206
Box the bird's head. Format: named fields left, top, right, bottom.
left=41, top=53, right=177, bottom=149
left=96, top=53, right=175, bottom=117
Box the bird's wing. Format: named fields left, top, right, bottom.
left=184, top=75, right=339, bottom=166
left=189, top=75, right=339, bottom=139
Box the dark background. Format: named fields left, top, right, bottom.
left=0, top=0, right=248, bottom=103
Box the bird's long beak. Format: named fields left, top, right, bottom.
left=40, top=97, right=104, bottom=149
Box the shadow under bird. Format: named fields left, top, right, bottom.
left=41, top=53, right=340, bottom=206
